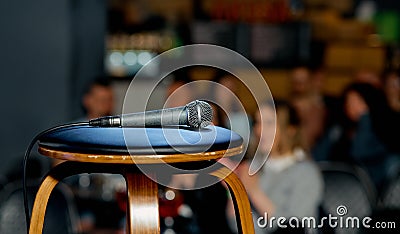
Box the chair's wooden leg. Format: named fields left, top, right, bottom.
left=29, top=171, right=61, bottom=234
left=29, top=161, right=121, bottom=234
left=209, top=166, right=255, bottom=234
left=125, top=173, right=160, bottom=234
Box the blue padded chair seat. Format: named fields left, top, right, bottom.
left=38, top=125, right=242, bottom=155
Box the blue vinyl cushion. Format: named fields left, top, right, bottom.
left=38, top=125, right=243, bottom=155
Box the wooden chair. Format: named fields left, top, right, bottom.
left=29, top=125, right=254, bottom=234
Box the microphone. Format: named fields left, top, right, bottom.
left=89, top=100, right=213, bottom=128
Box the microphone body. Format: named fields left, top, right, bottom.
left=122, top=106, right=187, bottom=127
left=89, top=100, right=212, bottom=128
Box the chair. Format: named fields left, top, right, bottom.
left=0, top=180, right=80, bottom=234
left=318, top=162, right=377, bottom=234
left=380, top=170, right=400, bottom=209
left=29, top=125, right=254, bottom=234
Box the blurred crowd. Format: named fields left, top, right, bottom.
left=156, top=65, right=400, bottom=234
left=0, top=65, right=399, bottom=234
left=286, top=66, right=400, bottom=189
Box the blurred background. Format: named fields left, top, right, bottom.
left=0, top=0, right=399, bottom=233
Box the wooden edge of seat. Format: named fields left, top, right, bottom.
left=38, top=145, right=243, bottom=164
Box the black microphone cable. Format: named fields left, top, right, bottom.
left=23, top=121, right=88, bottom=233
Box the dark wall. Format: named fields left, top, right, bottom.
left=0, top=0, right=106, bottom=174
left=69, top=0, right=107, bottom=119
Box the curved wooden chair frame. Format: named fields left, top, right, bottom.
left=29, top=147, right=254, bottom=234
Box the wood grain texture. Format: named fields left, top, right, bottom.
left=38, top=145, right=242, bottom=164
left=125, top=173, right=159, bottom=234
left=29, top=173, right=60, bottom=234
left=210, top=166, right=255, bottom=234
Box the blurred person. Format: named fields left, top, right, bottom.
left=212, top=71, right=251, bottom=141
left=382, top=69, right=400, bottom=112
left=310, top=67, right=341, bottom=127
left=214, top=72, right=240, bottom=122
left=291, top=95, right=325, bottom=151
left=71, top=78, right=126, bottom=233
left=289, top=66, right=326, bottom=151
left=236, top=102, right=323, bottom=234
left=51, top=76, right=115, bottom=165
left=343, top=83, right=400, bottom=187
left=57, top=77, right=114, bottom=166
left=81, top=78, right=114, bottom=120
left=308, top=67, right=342, bottom=160
left=313, top=82, right=400, bottom=189
left=289, top=66, right=312, bottom=98
left=162, top=70, right=234, bottom=234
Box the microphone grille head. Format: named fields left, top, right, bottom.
left=186, top=100, right=213, bottom=128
